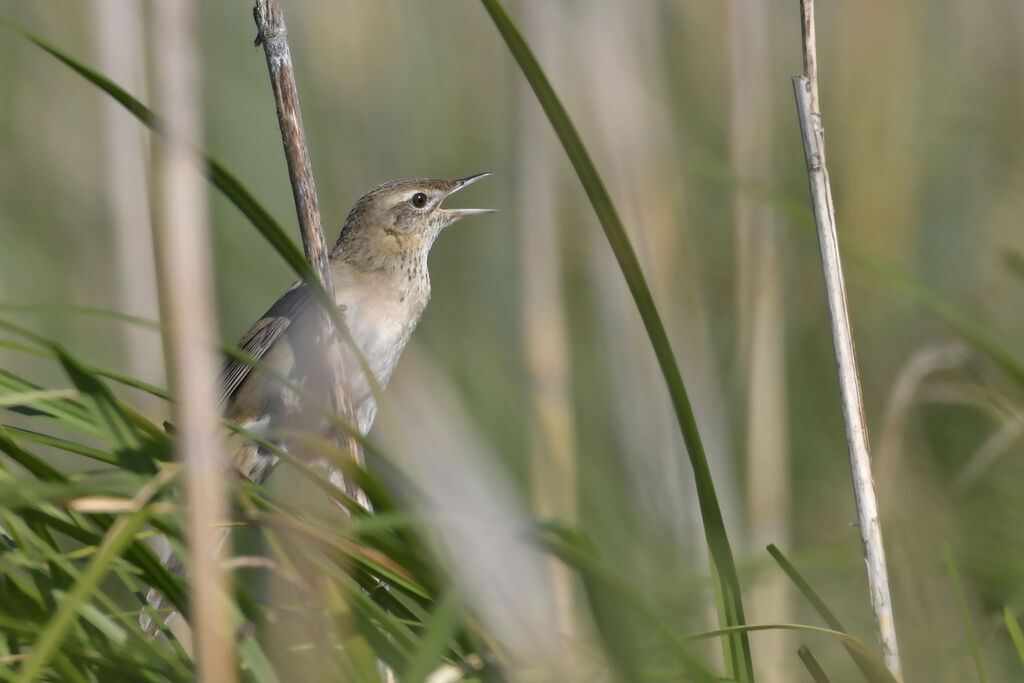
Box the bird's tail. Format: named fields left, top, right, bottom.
left=139, top=525, right=234, bottom=637
left=139, top=443, right=277, bottom=637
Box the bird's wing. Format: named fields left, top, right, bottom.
left=216, top=281, right=315, bottom=406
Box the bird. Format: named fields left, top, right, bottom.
left=140, top=173, right=494, bottom=635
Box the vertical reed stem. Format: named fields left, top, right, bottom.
left=252, top=0, right=366, bottom=501
left=792, top=2, right=903, bottom=677
left=151, top=1, right=235, bottom=679
left=730, top=0, right=790, bottom=678
left=517, top=0, right=577, bottom=647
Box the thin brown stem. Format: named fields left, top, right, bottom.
left=252, top=0, right=366, bottom=495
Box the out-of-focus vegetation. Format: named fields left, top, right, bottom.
left=0, top=1, right=1022, bottom=681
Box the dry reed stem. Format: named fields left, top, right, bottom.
left=518, top=0, right=577, bottom=647
left=151, top=2, right=235, bottom=680
left=253, top=0, right=367, bottom=500
left=729, top=0, right=791, bottom=678
left=793, top=3, right=903, bottom=677
left=93, top=0, right=162, bottom=410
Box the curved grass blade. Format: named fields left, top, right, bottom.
left=0, top=16, right=316, bottom=290
left=539, top=526, right=717, bottom=682
left=798, top=644, right=833, bottom=683
left=0, top=326, right=169, bottom=402
left=684, top=624, right=897, bottom=683
left=477, top=1, right=751, bottom=678
left=4, top=425, right=131, bottom=468
left=399, top=590, right=462, bottom=683
left=55, top=349, right=156, bottom=475
left=13, top=504, right=155, bottom=683
left=0, top=369, right=96, bottom=437
left=767, top=544, right=881, bottom=681
left=0, top=389, right=78, bottom=409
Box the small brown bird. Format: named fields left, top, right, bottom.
left=141, top=173, right=493, bottom=634
left=220, top=172, right=493, bottom=484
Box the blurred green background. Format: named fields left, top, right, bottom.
left=1, top=1, right=1023, bottom=680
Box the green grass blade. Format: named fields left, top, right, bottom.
left=0, top=368, right=97, bottom=437
left=400, top=590, right=462, bottom=683
left=540, top=527, right=717, bottom=682
left=1003, top=607, right=1024, bottom=666
left=0, top=426, right=67, bottom=482
left=941, top=542, right=987, bottom=683
left=684, top=625, right=897, bottom=683
left=854, top=251, right=1024, bottom=389
left=0, top=16, right=316, bottom=289
left=476, top=2, right=751, bottom=678
left=0, top=389, right=78, bottom=409
left=13, top=505, right=153, bottom=683
left=797, top=644, right=833, bottom=683
left=54, top=349, right=155, bottom=474
left=766, top=544, right=880, bottom=681
left=766, top=545, right=844, bottom=631
left=2, top=426, right=121, bottom=466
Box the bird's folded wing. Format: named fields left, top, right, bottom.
left=216, top=281, right=314, bottom=406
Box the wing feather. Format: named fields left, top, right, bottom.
left=216, top=282, right=315, bottom=406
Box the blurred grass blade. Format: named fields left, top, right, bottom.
left=0, top=389, right=78, bottom=409
left=13, top=504, right=154, bottom=683
left=0, top=16, right=314, bottom=287
left=0, top=368, right=97, bottom=436
left=540, top=527, right=717, bottom=682
left=1004, top=607, right=1024, bottom=666
left=399, top=590, right=461, bottom=683
left=0, top=425, right=67, bottom=482
left=942, top=542, right=987, bottom=683
left=685, top=624, right=897, bottom=683
left=798, top=644, right=833, bottom=683
left=855, top=251, right=1024, bottom=389
left=55, top=349, right=156, bottom=474
left=477, top=1, right=751, bottom=678
left=3, top=426, right=132, bottom=467
left=767, top=544, right=880, bottom=681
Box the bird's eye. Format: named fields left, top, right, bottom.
left=410, top=192, right=427, bottom=208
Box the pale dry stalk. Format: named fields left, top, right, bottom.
left=518, top=0, right=578, bottom=648
left=151, top=1, right=235, bottom=680
left=729, top=0, right=791, bottom=679
left=792, top=1, right=903, bottom=678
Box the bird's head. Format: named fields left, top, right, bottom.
left=333, top=173, right=493, bottom=274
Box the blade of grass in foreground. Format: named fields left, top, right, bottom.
left=766, top=544, right=885, bottom=681
left=685, top=625, right=896, bottom=683
left=798, top=645, right=834, bottom=683
left=399, top=590, right=461, bottom=683
left=477, top=1, right=751, bottom=679
left=13, top=503, right=155, bottom=683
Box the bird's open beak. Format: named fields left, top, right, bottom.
left=441, top=172, right=495, bottom=221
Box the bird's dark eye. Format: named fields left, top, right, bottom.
left=411, top=192, right=427, bottom=208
